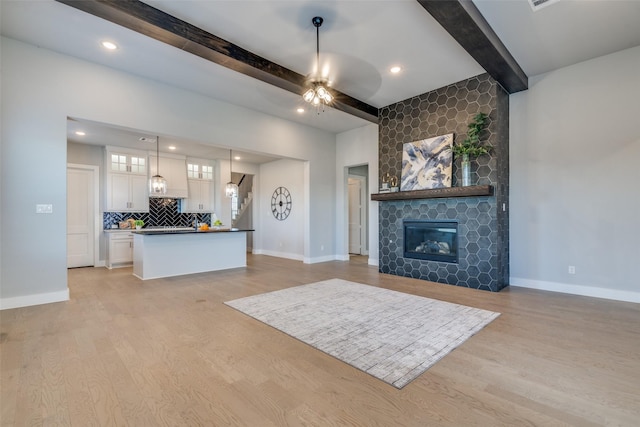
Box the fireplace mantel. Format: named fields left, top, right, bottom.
left=371, top=185, right=493, bottom=201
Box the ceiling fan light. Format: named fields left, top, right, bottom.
left=302, top=16, right=333, bottom=112
left=303, top=89, right=315, bottom=102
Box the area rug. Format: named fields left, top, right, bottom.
left=225, top=279, right=500, bottom=388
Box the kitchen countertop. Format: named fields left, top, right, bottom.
left=131, top=228, right=253, bottom=235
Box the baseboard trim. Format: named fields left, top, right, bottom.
left=335, top=254, right=350, bottom=261
left=254, top=249, right=304, bottom=262
left=510, top=277, right=640, bottom=303
left=304, top=255, right=338, bottom=264
left=0, top=289, right=70, bottom=310
left=368, top=258, right=379, bottom=267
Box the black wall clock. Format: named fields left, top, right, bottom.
left=271, top=186, right=292, bottom=221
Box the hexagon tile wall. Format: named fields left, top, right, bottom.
left=378, top=73, right=509, bottom=292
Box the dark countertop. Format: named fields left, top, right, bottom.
left=132, top=228, right=254, bottom=235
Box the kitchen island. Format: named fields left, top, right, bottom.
left=132, top=228, right=253, bottom=280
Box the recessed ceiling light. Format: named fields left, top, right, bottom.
left=296, top=108, right=305, bottom=113
left=168, top=146, right=176, bottom=150
left=234, top=156, right=241, bottom=161
left=101, top=41, right=118, bottom=50
left=75, top=131, right=86, bottom=136
left=390, top=66, right=402, bottom=74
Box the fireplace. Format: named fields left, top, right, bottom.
left=404, top=220, right=458, bottom=263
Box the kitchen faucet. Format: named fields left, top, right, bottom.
left=193, top=213, right=198, bottom=230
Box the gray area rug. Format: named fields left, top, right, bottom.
left=225, top=279, right=500, bottom=388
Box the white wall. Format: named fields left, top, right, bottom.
left=510, top=45, right=640, bottom=302
left=0, top=37, right=337, bottom=308
left=336, top=124, right=379, bottom=265
left=257, top=159, right=306, bottom=261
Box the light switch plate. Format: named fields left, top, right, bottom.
left=36, top=204, right=53, bottom=214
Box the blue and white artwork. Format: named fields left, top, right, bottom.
left=401, top=133, right=453, bottom=191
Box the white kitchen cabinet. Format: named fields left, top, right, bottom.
left=106, top=231, right=134, bottom=268
left=108, top=151, right=147, bottom=175
left=106, top=173, right=149, bottom=212
left=187, top=161, right=214, bottom=180
left=181, top=158, right=214, bottom=213
left=182, top=179, right=214, bottom=213
left=105, top=147, right=149, bottom=212
left=149, top=155, right=188, bottom=199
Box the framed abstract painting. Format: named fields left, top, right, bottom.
left=401, top=133, right=454, bottom=191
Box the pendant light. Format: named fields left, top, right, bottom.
left=149, top=136, right=167, bottom=195
left=302, top=16, right=332, bottom=112
left=225, top=149, right=238, bottom=198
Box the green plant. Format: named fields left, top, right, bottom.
left=451, top=112, right=490, bottom=158
left=134, top=219, right=145, bottom=227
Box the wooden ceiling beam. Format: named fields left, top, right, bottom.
left=417, top=0, right=528, bottom=93
left=55, top=0, right=379, bottom=123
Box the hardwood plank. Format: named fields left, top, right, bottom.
left=1, top=255, right=639, bottom=425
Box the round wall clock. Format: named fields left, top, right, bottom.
left=271, top=186, right=292, bottom=221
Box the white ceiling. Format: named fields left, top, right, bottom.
left=2, top=0, right=639, bottom=161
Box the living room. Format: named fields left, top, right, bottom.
left=1, top=1, right=639, bottom=424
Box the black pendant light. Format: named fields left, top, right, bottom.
left=149, top=136, right=167, bottom=195
left=225, top=149, right=238, bottom=198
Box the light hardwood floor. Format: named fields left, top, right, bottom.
left=1, top=255, right=639, bottom=426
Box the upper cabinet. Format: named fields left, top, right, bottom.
left=181, top=158, right=215, bottom=213
left=109, top=151, right=147, bottom=175
left=149, top=154, right=189, bottom=199
left=105, top=147, right=149, bottom=212
left=187, top=161, right=214, bottom=180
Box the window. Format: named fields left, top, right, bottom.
left=187, top=163, right=199, bottom=179
left=188, top=163, right=213, bottom=180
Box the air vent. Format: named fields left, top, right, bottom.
left=528, top=0, right=561, bottom=11
left=139, top=137, right=157, bottom=143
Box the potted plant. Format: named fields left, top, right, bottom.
left=134, top=219, right=145, bottom=230
left=451, top=112, right=490, bottom=186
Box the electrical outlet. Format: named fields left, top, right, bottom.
left=568, top=265, right=576, bottom=275
left=36, top=204, right=53, bottom=214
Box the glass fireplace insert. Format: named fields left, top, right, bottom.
left=403, top=220, right=458, bottom=263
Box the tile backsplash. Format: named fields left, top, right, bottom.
left=103, top=198, right=211, bottom=229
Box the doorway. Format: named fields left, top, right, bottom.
left=347, top=165, right=368, bottom=255
left=67, top=164, right=99, bottom=267
left=231, top=172, right=254, bottom=251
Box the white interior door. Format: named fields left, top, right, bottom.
left=67, top=165, right=96, bottom=267
left=348, top=176, right=365, bottom=255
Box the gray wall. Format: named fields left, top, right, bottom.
left=1, top=37, right=337, bottom=307
left=510, top=45, right=640, bottom=301
left=336, top=124, right=379, bottom=265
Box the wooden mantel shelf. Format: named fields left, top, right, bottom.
left=371, top=185, right=493, bottom=201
